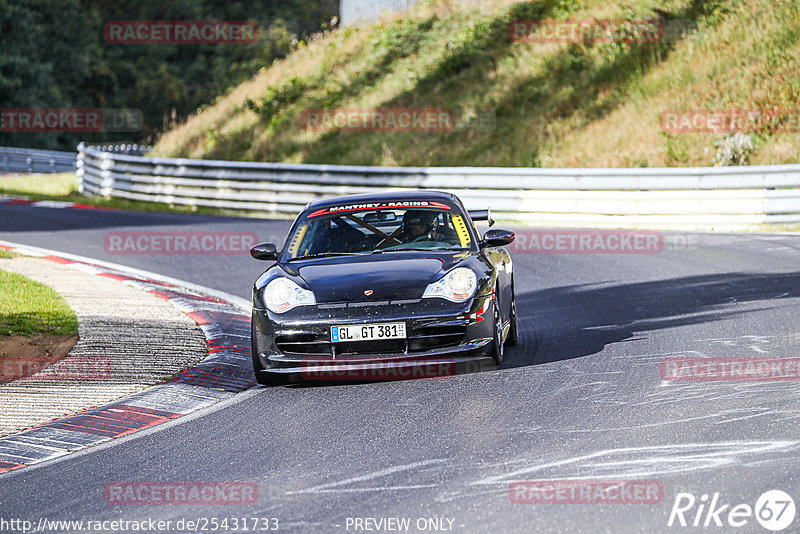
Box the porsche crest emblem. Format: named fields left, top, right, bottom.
left=364, top=289, right=374, bottom=296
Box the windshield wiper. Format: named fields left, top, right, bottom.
left=288, top=252, right=364, bottom=261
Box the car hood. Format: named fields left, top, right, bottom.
left=295, top=255, right=460, bottom=303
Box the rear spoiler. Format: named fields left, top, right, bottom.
left=468, top=209, right=495, bottom=227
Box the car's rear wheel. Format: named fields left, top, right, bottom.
left=251, top=317, right=288, bottom=386
left=491, top=299, right=504, bottom=365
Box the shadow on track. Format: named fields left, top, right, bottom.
left=503, top=271, right=800, bottom=368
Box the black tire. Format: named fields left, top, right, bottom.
left=251, top=317, right=288, bottom=386
left=506, top=288, right=519, bottom=346
left=491, top=299, right=504, bottom=365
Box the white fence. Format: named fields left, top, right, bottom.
left=76, top=143, right=800, bottom=230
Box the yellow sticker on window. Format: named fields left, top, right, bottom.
left=287, top=223, right=308, bottom=257
left=451, top=215, right=471, bottom=248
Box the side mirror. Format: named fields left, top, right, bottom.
left=481, top=229, right=515, bottom=248
left=250, top=242, right=279, bottom=261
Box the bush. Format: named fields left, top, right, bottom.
left=246, top=77, right=308, bottom=126
left=713, top=133, right=755, bottom=166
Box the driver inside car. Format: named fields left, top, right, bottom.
left=400, top=210, right=447, bottom=243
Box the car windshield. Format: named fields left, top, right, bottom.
left=284, top=203, right=474, bottom=260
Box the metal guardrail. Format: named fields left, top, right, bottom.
left=83, top=144, right=151, bottom=156
left=0, top=146, right=77, bottom=174
left=76, top=143, right=800, bottom=229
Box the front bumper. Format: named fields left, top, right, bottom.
left=252, top=297, right=495, bottom=381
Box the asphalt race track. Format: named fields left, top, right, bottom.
left=2, top=202, right=800, bottom=533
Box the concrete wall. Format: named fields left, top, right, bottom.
left=340, top=0, right=420, bottom=26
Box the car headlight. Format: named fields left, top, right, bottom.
left=422, top=267, right=477, bottom=302
left=262, top=277, right=316, bottom=313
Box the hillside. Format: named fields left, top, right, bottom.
left=152, top=0, right=800, bottom=168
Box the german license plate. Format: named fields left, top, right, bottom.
left=331, top=322, right=406, bottom=342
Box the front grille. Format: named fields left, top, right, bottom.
left=276, top=334, right=331, bottom=356
left=408, top=325, right=466, bottom=352
left=275, top=322, right=466, bottom=358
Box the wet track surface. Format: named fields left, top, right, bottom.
left=1, top=203, right=800, bottom=533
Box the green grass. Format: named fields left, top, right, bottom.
left=0, top=269, right=78, bottom=337
left=0, top=174, right=76, bottom=196
left=152, top=0, right=800, bottom=168
left=0, top=173, right=292, bottom=219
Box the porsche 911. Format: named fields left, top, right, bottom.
left=249, top=190, right=517, bottom=385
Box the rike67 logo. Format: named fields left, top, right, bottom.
left=668, top=490, right=795, bottom=531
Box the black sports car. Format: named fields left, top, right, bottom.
left=249, top=190, right=517, bottom=385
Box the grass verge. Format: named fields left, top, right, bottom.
left=0, top=268, right=78, bottom=337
